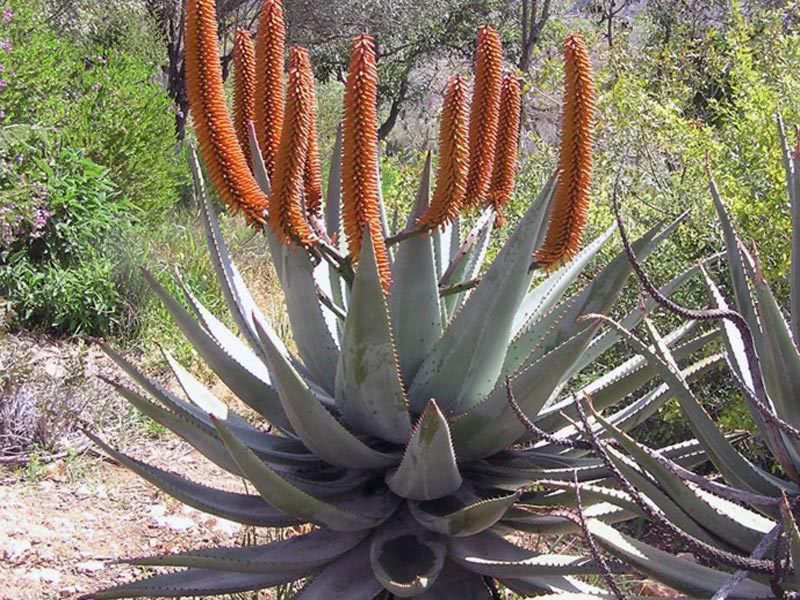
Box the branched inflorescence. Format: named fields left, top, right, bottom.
left=488, top=73, right=521, bottom=227
left=233, top=29, right=257, bottom=171
left=463, top=26, right=503, bottom=210
left=342, top=35, right=392, bottom=292
left=185, top=0, right=268, bottom=225
left=534, top=33, right=594, bottom=269
left=418, top=75, right=469, bottom=229
left=254, top=0, right=286, bottom=181
left=268, top=48, right=317, bottom=247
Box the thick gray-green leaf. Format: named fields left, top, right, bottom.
left=588, top=520, right=772, bottom=598
left=416, top=562, right=491, bottom=599
left=82, top=568, right=292, bottom=599
left=409, top=489, right=519, bottom=536
left=512, top=225, right=615, bottom=337
left=370, top=511, right=447, bottom=597
left=386, top=400, right=462, bottom=500
left=141, top=268, right=293, bottom=434
left=252, top=312, right=398, bottom=469
left=191, top=148, right=267, bottom=354
left=452, top=324, right=599, bottom=461
left=267, top=231, right=340, bottom=393
left=592, top=314, right=786, bottom=497
left=449, top=531, right=597, bottom=578
left=390, top=153, right=443, bottom=382
left=409, top=176, right=556, bottom=414
left=126, top=528, right=367, bottom=573
left=504, top=216, right=683, bottom=378
left=595, top=410, right=771, bottom=553
left=84, top=432, right=300, bottom=528
left=213, top=417, right=390, bottom=531
left=296, top=542, right=383, bottom=600
left=336, top=231, right=412, bottom=444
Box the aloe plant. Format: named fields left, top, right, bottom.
left=79, top=1, right=719, bottom=598
left=555, top=116, right=800, bottom=600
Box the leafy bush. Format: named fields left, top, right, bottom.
left=0, top=129, right=131, bottom=334
left=1, top=0, right=185, bottom=217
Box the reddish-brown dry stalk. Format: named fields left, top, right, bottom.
left=418, top=75, right=469, bottom=229
left=185, top=0, right=268, bottom=225
left=342, top=35, right=392, bottom=292
left=534, top=33, right=594, bottom=269
left=462, top=26, right=503, bottom=209
left=269, top=48, right=317, bottom=247
left=488, top=73, right=521, bottom=227
left=302, top=61, right=323, bottom=219
left=233, top=29, right=257, bottom=171
left=254, top=0, right=286, bottom=181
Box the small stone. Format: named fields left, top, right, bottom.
left=149, top=504, right=167, bottom=519
left=4, top=539, right=31, bottom=561
left=155, top=515, right=195, bottom=531
left=77, top=560, right=105, bottom=574
left=27, top=568, right=61, bottom=584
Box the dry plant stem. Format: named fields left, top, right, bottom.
left=574, top=470, right=627, bottom=600
left=712, top=522, right=782, bottom=600
left=609, top=172, right=800, bottom=484
left=504, top=377, right=592, bottom=451
left=572, top=394, right=777, bottom=575
left=384, top=225, right=430, bottom=247
left=315, top=284, right=347, bottom=321
left=439, top=277, right=481, bottom=297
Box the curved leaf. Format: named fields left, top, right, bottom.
left=391, top=154, right=443, bottom=382
left=336, top=231, right=412, bottom=444
left=409, top=175, right=557, bottom=414
left=296, top=542, right=383, bottom=600
left=252, top=312, right=398, bottom=469
left=409, top=489, right=519, bottom=537
left=387, top=400, right=462, bottom=500
left=213, top=417, right=392, bottom=531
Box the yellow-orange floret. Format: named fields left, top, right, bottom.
left=233, top=29, right=257, bottom=171
left=341, top=35, right=392, bottom=293
left=488, top=73, right=522, bottom=227
left=534, top=33, right=594, bottom=269
left=254, top=0, right=286, bottom=181
left=269, top=48, right=317, bottom=247
left=185, top=0, right=268, bottom=226
left=462, top=26, right=503, bottom=209
left=418, top=75, right=469, bottom=229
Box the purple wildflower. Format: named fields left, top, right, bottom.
left=0, top=39, right=11, bottom=53
left=2, top=8, right=11, bottom=24
left=0, top=79, right=7, bottom=92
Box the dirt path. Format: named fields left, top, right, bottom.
left=0, top=438, right=254, bottom=600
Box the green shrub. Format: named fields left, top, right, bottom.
left=0, top=131, right=131, bottom=334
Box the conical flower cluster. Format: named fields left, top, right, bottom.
left=254, top=0, right=286, bottom=180
left=341, top=35, right=392, bottom=292
left=534, top=33, right=594, bottom=269
left=185, top=0, right=268, bottom=225
left=488, top=73, right=521, bottom=227
left=302, top=66, right=323, bottom=219
left=463, top=26, right=503, bottom=209
left=418, top=75, right=469, bottom=229
left=233, top=29, right=257, bottom=171
left=268, top=48, right=318, bottom=246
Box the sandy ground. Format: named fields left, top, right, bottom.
left=0, top=435, right=261, bottom=600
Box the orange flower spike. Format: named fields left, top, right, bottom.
left=534, top=33, right=594, bottom=270
left=488, top=73, right=522, bottom=227
left=233, top=29, right=257, bottom=171
left=269, top=47, right=317, bottom=247
left=463, top=26, right=503, bottom=209
left=342, top=35, right=392, bottom=292
left=418, top=75, right=469, bottom=229
left=254, top=0, right=286, bottom=180
left=302, top=60, right=323, bottom=219
left=185, top=0, right=268, bottom=225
